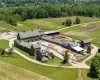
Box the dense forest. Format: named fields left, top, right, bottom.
left=0, top=0, right=100, bottom=7
left=0, top=4, right=100, bottom=26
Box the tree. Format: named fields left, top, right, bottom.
left=76, top=17, right=80, bottom=24
left=1, top=48, right=5, bottom=55
left=66, top=19, right=72, bottom=26
left=87, top=46, right=91, bottom=53
left=49, top=52, right=55, bottom=59
left=62, top=51, right=69, bottom=64
left=89, top=55, right=100, bottom=78
left=8, top=47, right=14, bottom=55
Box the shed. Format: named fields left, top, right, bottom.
left=80, top=39, right=91, bottom=48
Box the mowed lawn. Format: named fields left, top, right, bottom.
left=0, top=40, right=9, bottom=48
left=0, top=60, right=49, bottom=80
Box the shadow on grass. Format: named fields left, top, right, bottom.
left=87, top=72, right=98, bottom=79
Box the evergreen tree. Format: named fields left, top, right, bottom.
left=89, top=55, right=100, bottom=78
left=62, top=51, right=69, bottom=64
left=87, top=46, right=91, bottom=53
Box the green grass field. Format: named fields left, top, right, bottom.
left=0, top=40, right=9, bottom=49
left=0, top=16, right=100, bottom=32
left=0, top=52, right=94, bottom=80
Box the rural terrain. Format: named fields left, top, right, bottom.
left=0, top=16, right=100, bottom=80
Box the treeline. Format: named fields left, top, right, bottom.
left=0, top=5, right=100, bottom=26
left=0, top=0, right=100, bottom=7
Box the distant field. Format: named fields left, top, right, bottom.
left=0, top=16, right=100, bottom=32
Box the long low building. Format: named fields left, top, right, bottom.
left=41, top=35, right=84, bottom=53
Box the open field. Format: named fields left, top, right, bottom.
left=0, top=16, right=100, bottom=32
left=0, top=60, right=49, bottom=80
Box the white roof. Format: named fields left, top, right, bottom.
left=72, top=46, right=84, bottom=52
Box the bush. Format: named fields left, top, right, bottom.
left=66, top=19, right=72, bottom=26
left=76, top=17, right=80, bottom=24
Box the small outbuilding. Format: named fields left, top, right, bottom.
left=80, top=39, right=91, bottom=48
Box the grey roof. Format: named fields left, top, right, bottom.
left=41, top=36, right=78, bottom=48
left=82, top=39, right=91, bottom=43
left=44, top=30, right=59, bottom=35
left=19, top=41, right=40, bottom=49
left=18, top=29, right=44, bottom=39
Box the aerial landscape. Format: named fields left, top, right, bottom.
left=0, top=0, right=100, bottom=80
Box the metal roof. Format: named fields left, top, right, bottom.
left=82, top=39, right=91, bottom=43
left=41, top=36, right=78, bottom=48
left=18, top=29, right=44, bottom=39
left=44, top=30, right=59, bottom=35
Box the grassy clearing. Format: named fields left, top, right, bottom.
left=0, top=40, right=9, bottom=49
